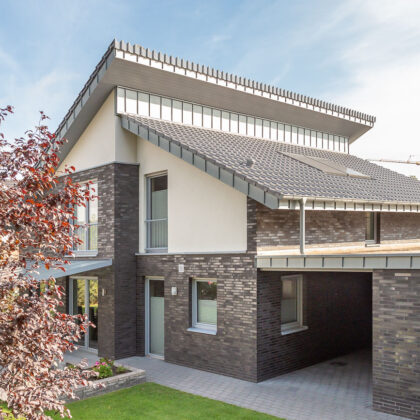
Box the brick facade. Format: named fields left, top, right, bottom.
left=380, top=212, right=420, bottom=244
left=372, top=270, right=420, bottom=419
left=255, top=203, right=366, bottom=250
left=60, top=162, right=139, bottom=359
left=136, top=253, right=258, bottom=381
left=254, top=200, right=420, bottom=251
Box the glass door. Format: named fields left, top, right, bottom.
left=147, top=279, right=164, bottom=357
left=69, top=277, right=98, bottom=350
left=88, top=279, right=98, bottom=349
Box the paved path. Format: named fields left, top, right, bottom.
left=118, top=349, right=405, bottom=420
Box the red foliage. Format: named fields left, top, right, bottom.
left=0, top=106, right=97, bottom=419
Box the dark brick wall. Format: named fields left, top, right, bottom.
left=254, top=200, right=420, bottom=250
left=372, top=270, right=420, bottom=419
left=380, top=212, right=420, bottom=243
left=66, top=163, right=116, bottom=260
left=255, top=203, right=366, bottom=249
left=62, top=162, right=139, bottom=359
left=136, top=253, right=258, bottom=381
left=257, top=271, right=372, bottom=381
left=113, top=164, right=139, bottom=358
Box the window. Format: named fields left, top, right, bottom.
left=365, top=212, right=379, bottom=244
left=192, top=279, right=217, bottom=332
left=281, top=275, right=303, bottom=332
left=73, top=182, right=98, bottom=252
left=146, top=174, right=168, bottom=252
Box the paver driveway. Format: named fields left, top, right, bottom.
left=67, top=348, right=406, bottom=420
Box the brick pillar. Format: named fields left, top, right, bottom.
left=373, top=269, right=420, bottom=419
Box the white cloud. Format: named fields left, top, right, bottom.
left=323, top=0, right=420, bottom=178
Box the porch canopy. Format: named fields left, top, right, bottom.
left=30, top=259, right=112, bottom=281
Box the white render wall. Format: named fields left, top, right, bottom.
left=137, top=137, right=248, bottom=253
left=58, top=91, right=137, bottom=173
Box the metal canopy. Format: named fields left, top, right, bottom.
left=256, top=254, right=420, bottom=271
left=30, top=259, right=112, bottom=280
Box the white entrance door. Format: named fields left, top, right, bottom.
left=146, top=278, right=164, bottom=357
left=69, top=277, right=98, bottom=351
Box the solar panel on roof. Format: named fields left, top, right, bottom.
left=281, top=152, right=370, bottom=179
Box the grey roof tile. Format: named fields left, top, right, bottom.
left=127, top=115, right=420, bottom=204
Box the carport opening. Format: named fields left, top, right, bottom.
left=257, top=271, right=373, bottom=382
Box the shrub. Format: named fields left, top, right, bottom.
left=93, top=358, right=114, bottom=379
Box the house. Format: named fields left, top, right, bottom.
left=52, top=40, right=420, bottom=419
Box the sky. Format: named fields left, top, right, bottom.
left=1, top=0, right=420, bottom=176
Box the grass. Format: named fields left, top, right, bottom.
left=49, top=382, right=282, bottom=420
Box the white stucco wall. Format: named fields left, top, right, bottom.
left=138, top=138, right=248, bottom=253
left=58, top=91, right=137, bottom=173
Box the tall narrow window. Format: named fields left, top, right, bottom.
left=146, top=174, right=168, bottom=252
left=365, top=212, right=379, bottom=244
left=192, top=279, right=217, bottom=332
left=74, top=182, right=98, bottom=252
left=281, top=275, right=303, bottom=332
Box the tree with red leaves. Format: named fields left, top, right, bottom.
left=0, top=106, right=96, bottom=419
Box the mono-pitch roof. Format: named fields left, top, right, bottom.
left=56, top=40, right=375, bottom=164
left=122, top=114, right=420, bottom=209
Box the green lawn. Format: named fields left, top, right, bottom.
left=50, top=382, right=282, bottom=420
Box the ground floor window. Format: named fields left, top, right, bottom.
left=69, top=277, right=98, bottom=350
left=192, top=278, right=217, bottom=332
left=281, top=274, right=303, bottom=332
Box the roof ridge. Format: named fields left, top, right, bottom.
left=114, top=39, right=376, bottom=124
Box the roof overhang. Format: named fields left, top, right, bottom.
left=122, top=115, right=420, bottom=211
left=278, top=198, right=420, bottom=213
left=56, top=40, right=374, bottom=163
left=121, top=115, right=282, bottom=209
left=31, top=259, right=112, bottom=281
left=257, top=254, right=420, bottom=271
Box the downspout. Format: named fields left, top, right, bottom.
left=299, top=198, right=307, bottom=255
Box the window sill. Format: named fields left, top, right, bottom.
left=145, top=248, right=168, bottom=254
left=281, top=325, right=308, bottom=336
left=187, top=327, right=217, bottom=336
left=69, top=250, right=98, bottom=258
left=365, top=242, right=380, bottom=248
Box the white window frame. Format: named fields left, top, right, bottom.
left=145, top=172, right=168, bottom=253
left=191, top=278, right=217, bottom=334
left=72, top=180, right=98, bottom=254
left=281, top=274, right=304, bottom=334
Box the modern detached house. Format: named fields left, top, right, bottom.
left=52, top=40, right=419, bottom=419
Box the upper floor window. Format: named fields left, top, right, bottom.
left=146, top=174, right=168, bottom=252
left=365, top=212, right=379, bottom=244
left=281, top=275, right=303, bottom=333
left=73, top=182, right=98, bottom=252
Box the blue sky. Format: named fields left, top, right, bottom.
left=1, top=0, right=420, bottom=176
